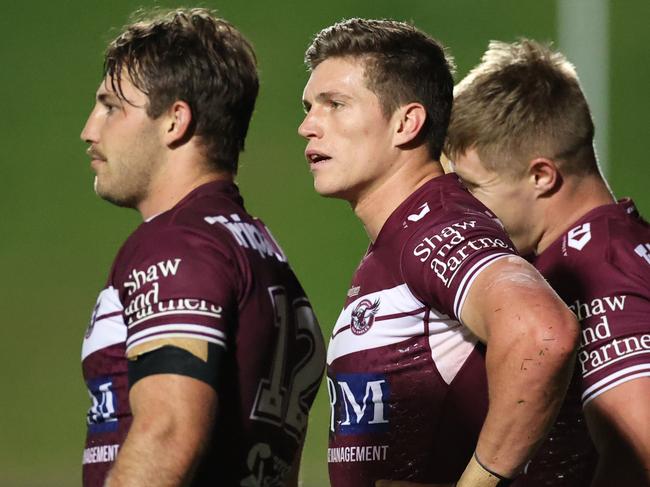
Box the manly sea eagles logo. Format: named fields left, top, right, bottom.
left=350, top=299, right=381, bottom=335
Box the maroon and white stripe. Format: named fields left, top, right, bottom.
left=126, top=324, right=227, bottom=353
left=452, top=253, right=511, bottom=320
left=582, top=363, right=650, bottom=405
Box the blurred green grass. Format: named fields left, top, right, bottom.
left=0, top=1, right=647, bottom=485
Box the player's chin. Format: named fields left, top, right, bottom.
left=313, top=180, right=345, bottom=199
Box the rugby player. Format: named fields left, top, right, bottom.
left=80, top=8, right=325, bottom=486
left=299, top=19, right=580, bottom=486
left=446, top=39, right=650, bottom=486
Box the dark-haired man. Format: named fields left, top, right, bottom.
left=80, top=9, right=325, bottom=487
left=299, top=19, right=579, bottom=487
left=446, top=39, right=650, bottom=487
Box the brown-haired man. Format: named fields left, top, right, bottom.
left=299, top=19, right=579, bottom=487
left=80, top=8, right=325, bottom=486
left=447, top=39, right=650, bottom=486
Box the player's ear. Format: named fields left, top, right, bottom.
left=162, top=100, right=193, bottom=147
left=528, top=157, right=560, bottom=196
left=393, top=103, right=426, bottom=147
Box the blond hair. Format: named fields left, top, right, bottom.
left=446, top=39, right=598, bottom=177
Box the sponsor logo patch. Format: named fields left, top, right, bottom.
left=350, top=299, right=380, bottom=335
left=87, top=376, right=119, bottom=434
left=567, top=223, right=592, bottom=251
left=407, top=203, right=430, bottom=222
left=328, top=373, right=390, bottom=435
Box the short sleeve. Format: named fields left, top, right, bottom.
left=401, top=214, right=517, bottom=321
left=115, top=225, right=240, bottom=357
left=577, top=237, right=650, bottom=406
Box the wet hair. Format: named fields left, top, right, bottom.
left=104, top=8, right=259, bottom=173
left=305, top=18, right=455, bottom=160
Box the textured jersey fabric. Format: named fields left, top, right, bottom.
left=515, top=199, right=650, bottom=486
left=81, top=180, right=325, bottom=486
left=327, top=174, right=518, bottom=486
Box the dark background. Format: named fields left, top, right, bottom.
left=1, top=1, right=647, bottom=485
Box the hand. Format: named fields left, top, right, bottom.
left=375, top=481, right=453, bottom=487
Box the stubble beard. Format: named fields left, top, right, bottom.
left=94, top=127, right=161, bottom=209
left=94, top=154, right=155, bottom=210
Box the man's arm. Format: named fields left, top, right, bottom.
left=585, top=378, right=650, bottom=486
left=105, top=373, right=217, bottom=487
left=458, top=255, right=579, bottom=483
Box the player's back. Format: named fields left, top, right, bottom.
left=185, top=184, right=327, bottom=485
left=82, top=181, right=325, bottom=486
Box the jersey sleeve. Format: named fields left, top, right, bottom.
left=576, top=229, right=650, bottom=406
left=401, top=213, right=517, bottom=321
left=116, top=225, right=241, bottom=358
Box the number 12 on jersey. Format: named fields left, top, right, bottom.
left=250, top=286, right=325, bottom=440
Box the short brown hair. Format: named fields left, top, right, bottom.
left=104, top=8, right=259, bottom=173
left=305, top=18, right=455, bottom=160
left=446, top=39, right=597, bottom=177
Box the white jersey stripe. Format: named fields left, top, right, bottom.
left=581, top=363, right=650, bottom=404
left=453, top=253, right=511, bottom=319
left=126, top=333, right=227, bottom=353
left=128, top=310, right=222, bottom=329
left=82, top=287, right=126, bottom=360
left=582, top=369, right=650, bottom=406
left=127, top=323, right=226, bottom=347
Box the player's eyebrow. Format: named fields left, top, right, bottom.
left=97, top=92, right=122, bottom=105
left=303, top=91, right=352, bottom=112
left=315, top=91, right=351, bottom=103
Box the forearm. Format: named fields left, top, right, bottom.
left=106, top=373, right=217, bottom=487
left=105, top=415, right=203, bottom=487
left=468, top=323, right=577, bottom=480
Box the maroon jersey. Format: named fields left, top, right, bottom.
left=327, top=174, right=518, bottom=486
left=516, top=199, right=650, bottom=486
left=81, top=180, right=325, bottom=486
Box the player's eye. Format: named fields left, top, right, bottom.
left=328, top=100, right=343, bottom=109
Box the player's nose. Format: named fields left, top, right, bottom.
left=298, top=111, right=321, bottom=139
left=80, top=108, right=99, bottom=144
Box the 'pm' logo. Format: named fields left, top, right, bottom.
left=327, top=373, right=390, bottom=435
left=87, top=377, right=119, bottom=434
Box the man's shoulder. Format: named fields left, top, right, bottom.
left=541, top=201, right=650, bottom=279
left=389, top=174, right=506, bottom=249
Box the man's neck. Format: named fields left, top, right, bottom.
left=138, top=156, right=233, bottom=220
left=353, top=156, right=445, bottom=242
left=535, top=173, right=615, bottom=254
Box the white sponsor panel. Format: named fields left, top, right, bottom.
left=428, top=321, right=479, bottom=385
left=328, top=283, right=476, bottom=385
left=82, top=287, right=126, bottom=360
left=327, top=284, right=429, bottom=364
